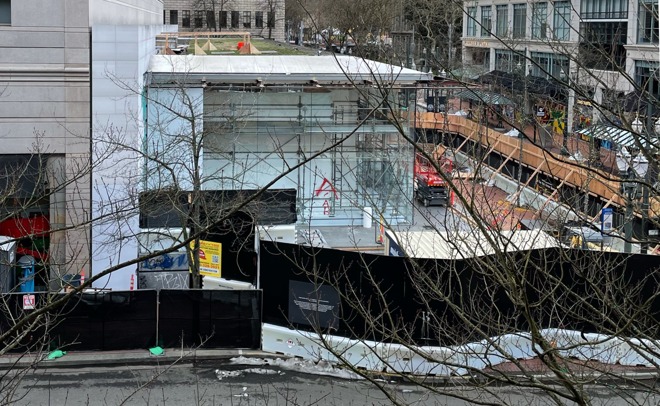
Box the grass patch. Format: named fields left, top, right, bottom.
left=184, top=37, right=309, bottom=55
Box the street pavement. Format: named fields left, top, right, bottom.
left=5, top=356, right=659, bottom=406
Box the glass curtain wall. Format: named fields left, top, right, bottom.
left=201, top=85, right=414, bottom=225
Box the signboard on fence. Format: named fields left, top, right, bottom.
left=189, top=240, right=222, bottom=277
left=22, top=294, right=35, bottom=310
left=601, top=208, right=613, bottom=233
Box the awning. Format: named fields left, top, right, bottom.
left=576, top=125, right=636, bottom=149
left=455, top=89, right=514, bottom=105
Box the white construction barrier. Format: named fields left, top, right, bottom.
left=263, top=324, right=660, bottom=376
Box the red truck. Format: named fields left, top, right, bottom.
left=413, top=152, right=453, bottom=207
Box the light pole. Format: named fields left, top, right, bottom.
left=631, top=115, right=660, bottom=253
left=616, top=146, right=649, bottom=253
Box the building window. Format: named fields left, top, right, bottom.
left=466, top=7, right=477, bottom=37
left=0, top=0, right=10, bottom=24
left=218, top=11, right=227, bottom=29
left=512, top=4, right=526, bottom=39
left=243, top=11, right=251, bottom=28
left=182, top=10, right=191, bottom=28
left=194, top=11, right=204, bottom=28
left=267, top=11, right=275, bottom=28
left=231, top=11, right=239, bottom=28
left=480, top=6, right=492, bottom=37
left=256, top=11, right=264, bottom=28
left=206, top=10, right=216, bottom=30
left=635, top=60, right=660, bottom=101
left=169, top=10, right=178, bottom=25
left=638, top=0, right=659, bottom=44
left=581, top=0, right=628, bottom=19
left=496, top=5, right=508, bottom=37
left=553, top=1, right=570, bottom=40
left=495, top=49, right=525, bottom=73
left=530, top=52, right=569, bottom=79
left=580, top=22, right=627, bottom=70
left=473, top=49, right=491, bottom=68
left=532, top=3, right=547, bottom=39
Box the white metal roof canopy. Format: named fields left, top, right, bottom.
left=576, top=125, right=638, bottom=150
left=386, top=229, right=559, bottom=260
left=147, top=55, right=432, bottom=85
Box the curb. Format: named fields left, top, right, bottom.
left=0, top=349, right=277, bottom=371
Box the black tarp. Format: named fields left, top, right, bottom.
left=260, top=242, right=660, bottom=346
left=0, top=289, right=261, bottom=352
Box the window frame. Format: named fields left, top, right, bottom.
left=532, top=2, right=548, bottom=39
left=256, top=11, right=264, bottom=28
left=231, top=11, right=240, bottom=29
left=638, top=0, right=659, bottom=44
left=169, top=10, right=178, bottom=25
left=467, top=7, right=477, bottom=37
left=194, top=10, right=204, bottom=28
left=220, top=10, right=228, bottom=29
left=182, top=10, right=191, bottom=28
left=243, top=11, right=251, bottom=29
left=512, top=4, right=526, bottom=39
left=0, top=0, right=12, bottom=25
left=553, top=1, right=571, bottom=41
left=496, top=5, right=508, bottom=37
left=480, top=6, right=492, bottom=37
left=267, top=11, right=275, bottom=28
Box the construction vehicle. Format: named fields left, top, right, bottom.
left=414, top=152, right=453, bottom=207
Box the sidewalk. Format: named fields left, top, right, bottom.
left=0, top=348, right=277, bottom=370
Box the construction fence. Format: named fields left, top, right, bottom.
left=1, top=289, right=261, bottom=352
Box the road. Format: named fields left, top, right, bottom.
left=9, top=360, right=659, bottom=406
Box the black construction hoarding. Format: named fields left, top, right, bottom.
left=260, top=241, right=660, bottom=346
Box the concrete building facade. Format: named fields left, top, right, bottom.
left=162, top=0, right=285, bottom=42
left=461, top=0, right=659, bottom=115
left=0, top=0, right=165, bottom=290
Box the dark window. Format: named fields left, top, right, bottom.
left=532, top=2, right=547, bottom=39
left=182, top=10, right=191, bottom=28
left=256, top=11, right=264, bottom=28
left=194, top=10, right=204, bottom=28
left=0, top=0, right=10, bottom=24
left=169, top=10, right=178, bottom=25
left=579, top=22, right=627, bottom=70
left=206, top=10, right=216, bottom=30
left=512, top=4, right=526, bottom=38
left=243, top=11, right=251, bottom=28
left=581, top=0, right=628, bottom=19
left=635, top=60, right=660, bottom=102
left=480, top=6, right=492, bottom=37
left=638, top=0, right=659, bottom=44
left=231, top=11, right=239, bottom=28
left=494, top=49, right=525, bottom=73
left=220, top=11, right=228, bottom=28
left=267, top=11, right=275, bottom=28
left=163, top=10, right=166, bottom=24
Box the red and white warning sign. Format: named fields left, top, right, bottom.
left=322, top=200, right=330, bottom=215
left=23, top=294, right=36, bottom=310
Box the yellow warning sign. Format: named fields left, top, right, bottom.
left=190, top=240, right=222, bottom=277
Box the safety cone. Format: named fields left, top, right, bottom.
left=130, top=274, right=135, bottom=291
left=80, top=269, right=85, bottom=287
